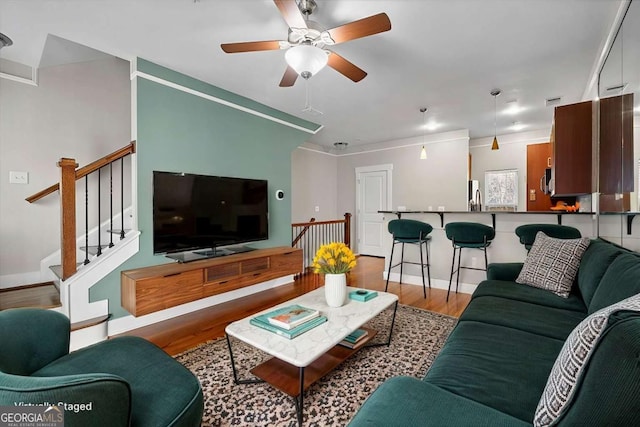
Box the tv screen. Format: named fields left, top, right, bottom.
left=153, top=171, right=268, bottom=254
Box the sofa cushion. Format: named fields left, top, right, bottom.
left=577, top=239, right=625, bottom=307
left=0, top=309, right=70, bottom=376
left=424, top=320, right=564, bottom=422
left=588, top=252, right=640, bottom=313
left=554, top=311, right=640, bottom=426
left=473, top=280, right=587, bottom=313
left=348, top=377, right=530, bottom=427
left=486, top=262, right=524, bottom=282
left=33, top=336, right=203, bottom=427
left=460, top=296, right=586, bottom=340
left=516, top=232, right=590, bottom=298
left=534, top=294, right=640, bottom=427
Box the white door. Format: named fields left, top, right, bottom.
left=356, top=165, right=392, bottom=256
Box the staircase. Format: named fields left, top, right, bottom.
left=5, top=142, right=141, bottom=349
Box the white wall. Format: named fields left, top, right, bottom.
left=336, top=130, right=470, bottom=247
left=291, top=146, right=338, bottom=222
left=290, top=130, right=470, bottom=250
left=0, top=57, right=131, bottom=285
left=470, top=128, right=551, bottom=211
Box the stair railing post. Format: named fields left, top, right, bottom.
left=344, top=213, right=352, bottom=249
left=58, top=158, right=78, bottom=280
left=96, top=168, right=102, bottom=256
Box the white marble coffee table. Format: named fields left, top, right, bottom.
left=225, top=286, right=399, bottom=425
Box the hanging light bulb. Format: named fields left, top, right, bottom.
left=491, top=89, right=501, bottom=150
left=420, top=107, right=428, bottom=159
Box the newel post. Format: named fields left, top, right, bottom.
left=59, top=158, right=78, bottom=280
left=344, top=213, right=352, bottom=248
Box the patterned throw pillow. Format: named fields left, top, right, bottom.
left=516, top=232, right=590, bottom=298
left=533, top=293, right=640, bottom=426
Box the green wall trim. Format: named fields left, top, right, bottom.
left=135, top=58, right=321, bottom=134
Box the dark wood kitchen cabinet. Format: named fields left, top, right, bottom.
left=551, top=100, right=594, bottom=196
left=599, top=93, right=634, bottom=195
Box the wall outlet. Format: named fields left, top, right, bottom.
left=314, top=206, right=320, bottom=212
left=9, top=171, right=29, bottom=184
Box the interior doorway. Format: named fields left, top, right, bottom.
left=355, top=164, right=393, bottom=256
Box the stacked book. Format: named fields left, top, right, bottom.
left=250, top=304, right=327, bottom=339
left=339, top=328, right=369, bottom=349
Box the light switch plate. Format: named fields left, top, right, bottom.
left=9, top=171, right=28, bottom=184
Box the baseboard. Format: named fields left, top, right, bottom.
left=107, top=275, right=294, bottom=336
left=0, top=271, right=42, bottom=289
left=384, top=271, right=477, bottom=295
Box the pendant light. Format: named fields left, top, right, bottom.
left=491, top=89, right=501, bottom=150
left=420, top=107, right=428, bottom=159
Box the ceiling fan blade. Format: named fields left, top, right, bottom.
left=279, top=66, right=299, bottom=87
left=274, top=0, right=308, bottom=30
left=221, top=40, right=283, bottom=53
left=327, top=51, right=367, bottom=82
left=324, top=13, right=391, bottom=45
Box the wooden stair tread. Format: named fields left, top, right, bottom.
left=71, top=314, right=111, bottom=331
left=0, top=282, right=61, bottom=310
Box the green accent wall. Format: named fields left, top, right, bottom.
left=90, top=59, right=316, bottom=319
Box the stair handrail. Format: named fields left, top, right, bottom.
left=25, top=141, right=136, bottom=203
left=291, top=213, right=352, bottom=248
left=27, top=141, right=136, bottom=281
left=291, top=217, right=316, bottom=247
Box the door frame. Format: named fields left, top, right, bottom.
left=355, top=164, right=393, bottom=255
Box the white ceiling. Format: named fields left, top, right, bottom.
left=0, top=0, right=624, bottom=148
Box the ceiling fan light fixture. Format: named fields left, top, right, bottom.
left=285, top=44, right=328, bottom=79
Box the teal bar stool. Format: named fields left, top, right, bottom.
left=445, top=222, right=495, bottom=301
left=385, top=219, right=433, bottom=298
left=515, top=224, right=581, bottom=251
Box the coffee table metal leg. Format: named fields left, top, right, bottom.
left=294, top=367, right=305, bottom=426
left=226, top=334, right=264, bottom=385
left=366, top=300, right=399, bottom=348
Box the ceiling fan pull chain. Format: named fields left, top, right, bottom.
left=302, top=79, right=323, bottom=115
left=304, top=78, right=311, bottom=110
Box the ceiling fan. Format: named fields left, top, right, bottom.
left=220, top=0, right=391, bottom=87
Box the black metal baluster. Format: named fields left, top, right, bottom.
left=120, top=158, right=125, bottom=240
left=84, top=176, right=90, bottom=265
left=96, top=169, right=102, bottom=256
left=109, top=162, right=114, bottom=248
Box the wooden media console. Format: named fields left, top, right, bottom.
left=121, top=247, right=303, bottom=316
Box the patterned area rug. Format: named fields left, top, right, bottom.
left=176, top=305, right=457, bottom=426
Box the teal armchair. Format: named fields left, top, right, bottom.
left=0, top=308, right=203, bottom=427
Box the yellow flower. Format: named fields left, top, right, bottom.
left=312, top=242, right=356, bottom=274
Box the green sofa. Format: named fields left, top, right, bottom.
left=0, top=309, right=204, bottom=426
left=349, top=238, right=640, bottom=426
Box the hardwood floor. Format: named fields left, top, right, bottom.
left=119, top=256, right=471, bottom=356
left=0, top=282, right=61, bottom=310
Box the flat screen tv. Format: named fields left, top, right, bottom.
left=153, top=171, right=268, bottom=256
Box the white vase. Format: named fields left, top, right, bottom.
left=324, top=273, right=347, bottom=307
